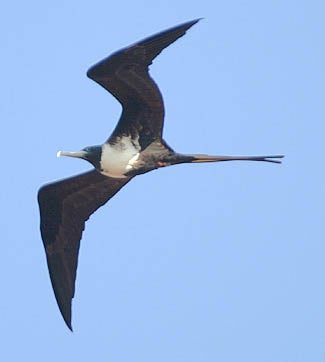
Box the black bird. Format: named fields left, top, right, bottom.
left=38, top=19, right=283, bottom=330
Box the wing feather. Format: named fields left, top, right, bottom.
left=38, top=170, right=132, bottom=330
left=87, top=19, right=200, bottom=147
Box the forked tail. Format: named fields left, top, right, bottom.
left=189, top=154, right=284, bottom=164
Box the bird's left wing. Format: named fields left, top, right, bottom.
left=38, top=170, right=132, bottom=330
left=87, top=19, right=200, bottom=147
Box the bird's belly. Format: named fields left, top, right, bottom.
left=100, top=140, right=140, bottom=178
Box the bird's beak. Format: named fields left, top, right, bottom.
left=57, top=150, right=87, bottom=159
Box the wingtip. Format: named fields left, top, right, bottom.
left=173, top=18, right=202, bottom=32
left=62, top=312, right=73, bottom=331
left=54, top=293, right=73, bottom=331
left=190, top=17, right=204, bottom=24
left=59, top=307, right=73, bottom=331
left=87, top=18, right=203, bottom=81
left=180, top=17, right=203, bottom=25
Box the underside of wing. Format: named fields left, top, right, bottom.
left=87, top=19, right=200, bottom=147
left=38, top=170, right=132, bottom=330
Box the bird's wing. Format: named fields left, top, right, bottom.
left=38, top=170, right=132, bottom=330
left=87, top=19, right=200, bottom=149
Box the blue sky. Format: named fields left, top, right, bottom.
left=1, top=0, right=324, bottom=361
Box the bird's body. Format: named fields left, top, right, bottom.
left=101, top=138, right=140, bottom=178
left=38, top=19, right=284, bottom=330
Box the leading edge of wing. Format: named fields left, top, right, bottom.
left=86, top=18, right=201, bottom=87
left=38, top=170, right=132, bottom=330
left=86, top=19, right=201, bottom=145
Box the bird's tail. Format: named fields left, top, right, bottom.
left=188, top=154, right=284, bottom=164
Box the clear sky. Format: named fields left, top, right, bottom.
left=1, top=0, right=324, bottom=361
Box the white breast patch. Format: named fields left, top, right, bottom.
left=100, top=136, right=140, bottom=178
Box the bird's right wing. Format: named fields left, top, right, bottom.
left=38, top=170, right=132, bottom=330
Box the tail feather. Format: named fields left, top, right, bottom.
left=190, top=154, right=284, bottom=164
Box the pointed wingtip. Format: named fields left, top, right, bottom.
left=66, top=321, right=73, bottom=332
left=58, top=302, right=74, bottom=332
left=87, top=18, right=203, bottom=82
left=61, top=306, right=73, bottom=332
left=181, top=18, right=202, bottom=26
left=190, top=17, right=204, bottom=25
left=166, top=18, right=202, bottom=34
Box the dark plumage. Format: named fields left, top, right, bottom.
left=38, top=19, right=283, bottom=330
left=38, top=172, right=131, bottom=328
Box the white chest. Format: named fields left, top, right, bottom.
left=100, top=137, right=140, bottom=178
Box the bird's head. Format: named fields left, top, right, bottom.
left=57, top=145, right=102, bottom=169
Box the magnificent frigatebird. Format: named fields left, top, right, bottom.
left=38, top=19, right=283, bottom=330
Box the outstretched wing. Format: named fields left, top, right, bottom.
left=87, top=19, right=200, bottom=148
left=38, top=170, right=132, bottom=330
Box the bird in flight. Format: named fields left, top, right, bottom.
left=38, top=19, right=283, bottom=330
